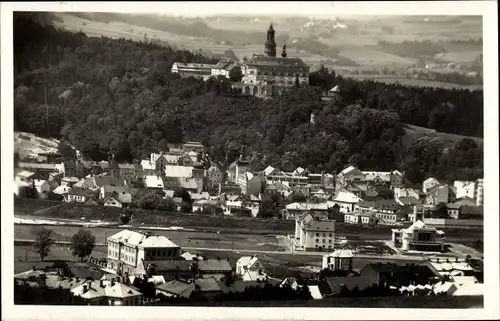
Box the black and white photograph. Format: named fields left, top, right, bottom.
left=1, top=1, right=498, bottom=320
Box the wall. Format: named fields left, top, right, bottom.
left=424, top=218, right=483, bottom=228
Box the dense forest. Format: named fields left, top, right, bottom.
left=13, top=15, right=483, bottom=184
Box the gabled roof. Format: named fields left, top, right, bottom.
left=16, top=170, right=35, bottom=178
left=194, top=278, right=222, bottom=293
left=334, top=191, right=361, bottom=203
left=197, top=259, right=232, bottom=272
left=145, top=175, right=164, bottom=189
left=94, top=176, right=125, bottom=188
left=165, top=165, right=193, bottom=178
left=155, top=280, right=195, bottom=298
left=236, top=256, right=259, bottom=269
left=326, top=249, right=354, bottom=258
left=263, top=165, right=275, bottom=176
left=68, top=187, right=94, bottom=198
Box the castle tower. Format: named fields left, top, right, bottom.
left=264, top=23, right=277, bottom=57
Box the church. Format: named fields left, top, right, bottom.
left=232, top=23, right=310, bottom=98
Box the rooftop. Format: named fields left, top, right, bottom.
left=245, top=56, right=308, bottom=68
left=108, top=230, right=179, bottom=248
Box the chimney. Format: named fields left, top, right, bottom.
left=32, top=265, right=36, bottom=271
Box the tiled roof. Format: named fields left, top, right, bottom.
left=236, top=256, right=259, bottom=269
left=16, top=170, right=35, bottom=178
left=118, top=163, right=135, bottom=169
left=326, top=249, right=354, bottom=258
left=155, top=280, right=195, bottom=298
left=194, top=278, right=222, bottom=292
left=71, top=280, right=142, bottom=299
left=322, top=276, right=374, bottom=295
left=94, top=176, right=125, bottom=187
left=398, top=197, right=420, bottom=206
left=68, top=187, right=94, bottom=198
left=140, top=235, right=179, bottom=248
left=303, top=219, right=336, bottom=232
left=198, top=259, right=232, bottom=272
left=460, top=205, right=483, bottom=215
left=334, top=191, right=361, bottom=203
left=19, top=162, right=56, bottom=170
left=165, top=165, right=193, bottom=178
left=286, top=202, right=328, bottom=211
left=145, top=175, right=164, bottom=189
left=150, top=260, right=194, bottom=272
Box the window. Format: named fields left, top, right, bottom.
left=329, top=233, right=332, bottom=237
left=322, top=233, right=326, bottom=237
left=322, top=239, right=325, bottom=243
left=316, top=239, right=319, bottom=243
left=316, top=233, right=319, bottom=237
left=329, top=240, right=332, bottom=244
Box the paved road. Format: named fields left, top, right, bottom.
left=14, top=238, right=426, bottom=261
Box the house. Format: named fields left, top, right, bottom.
left=359, top=262, right=440, bottom=288
left=236, top=256, right=267, bottom=282
left=197, top=259, right=232, bottom=278
left=63, top=160, right=87, bottom=179
left=33, top=179, right=57, bottom=199
left=103, top=192, right=132, bottom=208
left=144, top=175, right=165, bottom=190
left=332, top=191, right=362, bottom=213
left=61, top=176, right=80, bottom=187
left=66, top=187, right=95, bottom=203
left=140, top=160, right=156, bottom=176
left=391, top=220, right=446, bottom=252
left=307, top=172, right=334, bottom=187
left=322, top=249, right=354, bottom=271
left=335, top=166, right=367, bottom=193
left=356, top=199, right=405, bottom=225
left=117, top=163, right=143, bottom=180
left=428, top=257, right=475, bottom=277
left=100, top=185, right=129, bottom=200
left=425, top=184, right=456, bottom=205
left=446, top=202, right=483, bottom=220
left=344, top=210, right=379, bottom=225
left=19, top=162, right=62, bottom=180
left=70, top=279, right=143, bottom=306
left=52, top=185, right=72, bottom=196
left=422, top=177, right=440, bottom=194
left=171, top=62, right=216, bottom=78
left=78, top=175, right=126, bottom=191
left=284, top=202, right=329, bottom=220
left=292, top=213, right=336, bottom=251
left=210, top=58, right=239, bottom=78
left=207, top=162, right=224, bottom=189
left=182, top=141, right=205, bottom=153
left=107, top=230, right=181, bottom=275
left=453, top=181, right=476, bottom=199
left=165, top=165, right=193, bottom=178
left=15, top=170, right=35, bottom=183
left=318, top=276, right=375, bottom=297
left=155, top=279, right=196, bottom=299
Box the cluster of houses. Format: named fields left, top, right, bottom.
left=15, top=141, right=484, bottom=230
left=15, top=228, right=483, bottom=305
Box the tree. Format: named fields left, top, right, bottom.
left=229, top=66, right=243, bottom=82
left=33, top=227, right=55, bottom=261
left=223, top=49, right=238, bottom=61
left=58, top=140, right=77, bottom=161
left=70, top=229, right=96, bottom=261
left=119, top=213, right=131, bottom=224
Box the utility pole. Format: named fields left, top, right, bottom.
left=25, top=248, right=28, bottom=262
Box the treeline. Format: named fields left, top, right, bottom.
left=13, top=16, right=483, bottom=184
left=378, top=39, right=482, bottom=60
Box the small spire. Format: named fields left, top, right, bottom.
left=281, top=42, right=287, bottom=58
left=269, top=22, right=274, bottom=31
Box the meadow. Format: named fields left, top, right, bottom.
left=341, top=74, right=483, bottom=90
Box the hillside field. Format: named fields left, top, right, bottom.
left=403, top=123, right=484, bottom=146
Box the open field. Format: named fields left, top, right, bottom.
left=341, top=74, right=483, bottom=90
left=403, top=123, right=484, bottom=146
left=14, top=224, right=285, bottom=253
left=339, top=49, right=417, bottom=67
left=14, top=132, right=60, bottom=159
left=436, top=51, right=482, bottom=64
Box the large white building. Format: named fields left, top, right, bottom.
left=235, top=256, right=267, bottom=282
left=293, top=213, right=336, bottom=252
left=106, top=230, right=181, bottom=275
left=391, top=220, right=446, bottom=252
